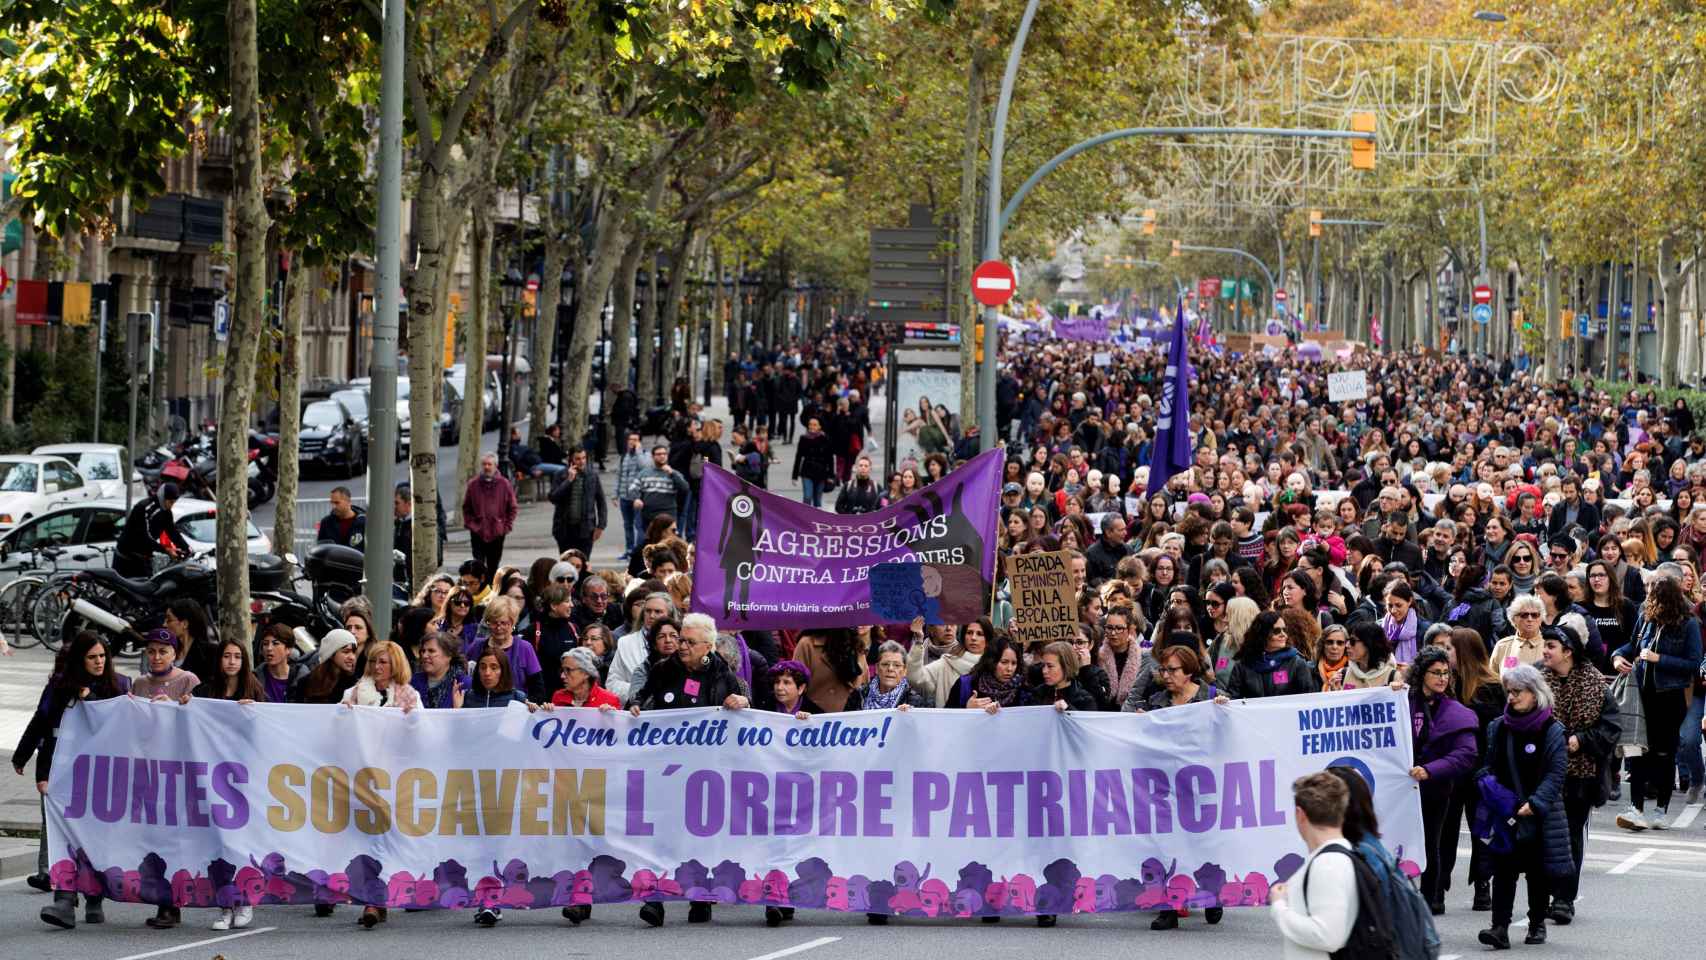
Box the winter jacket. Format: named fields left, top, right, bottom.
left=461, top=474, right=518, bottom=540
left=253, top=661, right=310, bottom=705
left=1141, top=683, right=1214, bottom=711
left=1612, top=614, right=1703, bottom=693
left=905, top=640, right=980, bottom=708
left=551, top=683, right=621, bottom=709
left=463, top=687, right=529, bottom=708
left=632, top=464, right=688, bottom=523
left=342, top=677, right=422, bottom=711
left=1445, top=589, right=1509, bottom=649
left=411, top=666, right=472, bottom=710
left=616, top=449, right=648, bottom=500
left=549, top=467, right=608, bottom=540
left=1222, top=647, right=1322, bottom=700
left=1478, top=715, right=1573, bottom=879
left=1411, top=693, right=1480, bottom=798
left=1084, top=538, right=1129, bottom=587
left=792, top=431, right=837, bottom=484
left=465, top=636, right=546, bottom=702
left=834, top=478, right=883, bottom=515
left=633, top=652, right=744, bottom=711
left=315, top=509, right=368, bottom=549
left=1032, top=679, right=1100, bottom=712
left=529, top=615, right=581, bottom=697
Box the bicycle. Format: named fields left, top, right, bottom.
left=0, top=544, right=115, bottom=651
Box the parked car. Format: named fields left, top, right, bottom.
left=0, top=455, right=100, bottom=534
left=31, top=444, right=133, bottom=500
left=298, top=399, right=368, bottom=478
left=447, top=360, right=503, bottom=431
left=0, top=497, right=270, bottom=579
left=329, top=386, right=372, bottom=446
left=349, top=376, right=410, bottom=461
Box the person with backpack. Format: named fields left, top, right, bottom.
left=1325, top=766, right=1442, bottom=960
left=1270, top=771, right=1382, bottom=959
left=1474, top=664, right=1571, bottom=949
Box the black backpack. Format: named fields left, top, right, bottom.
left=1302, top=844, right=1400, bottom=960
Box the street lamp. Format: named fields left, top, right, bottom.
left=496, top=267, right=524, bottom=477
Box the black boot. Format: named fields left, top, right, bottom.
left=1478, top=924, right=1511, bottom=950
left=561, top=904, right=591, bottom=925
left=145, top=905, right=180, bottom=929
left=639, top=901, right=665, bottom=927
left=40, top=891, right=77, bottom=929
left=687, top=901, right=713, bottom=923
left=26, top=873, right=52, bottom=893
left=1205, top=907, right=1224, bottom=924
left=1036, top=914, right=1057, bottom=928
left=1150, top=910, right=1180, bottom=930
left=1472, top=880, right=1492, bottom=911
left=1548, top=899, right=1574, bottom=925
left=765, top=906, right=784, bottom=927
left=83, top=896, right=104, bottom=925
left=1525, top=920, right=1547, bottom=945
left=865, top=912, right=888, bottom=925
left=314, top=903, right=335, bottom=918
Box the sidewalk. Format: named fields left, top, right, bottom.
left=444, top=392, right=883, bottom=575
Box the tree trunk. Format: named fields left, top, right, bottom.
left=611, top=233, right=644, bottom=395
left=1657, top=234, right=1690, bottom=391
left=1605, top=259, right=1621, bottom=382
left=561, top=192, right=633, bottom=446
left=956, top=47, right=987, bottom=425
left=530, top=228, right=567, bottom=441
left=1540, top=234, right=1558, bottom=383
left=636, top=249, right=661, bottom=408
left=709, top=245, right=728, bottom=396
left=656, top=219, right=701, bottom=400
left=404, top=178, right=451, bottom=587
left=457, top=206, right=491, bottom=515
left=273, top=254, right=309, bottom=561
left=218, top=0, right=270, bottom=644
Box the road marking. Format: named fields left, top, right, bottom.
left=111, top=926, right=275, bottom=960
left=1607, top=848, right=1658, bottom=875
left=1668, top=803, right=1704, bottom=830
left=1577, top=831, right=1706, bottom=851
left=0, top=873, right=37, bottom=887
left=746, top=936, right=842, bottom=960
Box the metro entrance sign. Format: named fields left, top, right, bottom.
left=971, top=259, right=1017, bottom=307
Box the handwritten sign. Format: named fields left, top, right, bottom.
left=1005, top=550, right=1079, bottom=647
left=1327, top=370, right=1369, bottom=402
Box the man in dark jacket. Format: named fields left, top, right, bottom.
left=834, top=455, right=883, bottom=514
left=316, top=486, right=367, bottom=549
left=1084, top=514, right=1131, bottom=587
left=114, top=483, right=191, bottom=578
left=393, top=484, right=445, bottom=586
left=1547, top=475, right=1599, bottom=541
left=632, top=445, right=689, bottom=529
left=775, top=369, right=802, bottom=443
left=549, top=449, right=608, bottom=554
left=1373, top=513, right=1426, bottom=570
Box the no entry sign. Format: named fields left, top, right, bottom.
left=971, top=259, right=1017, bottom=307
left=1472, top=284, right=1493, bottom=305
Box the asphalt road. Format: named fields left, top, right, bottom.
left=2, top=806, right=1701, bottom=960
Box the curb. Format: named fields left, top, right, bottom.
left=0, top=843, right=39, bottom=881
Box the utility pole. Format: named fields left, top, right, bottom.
left=364, top=0, right=404, bottom=640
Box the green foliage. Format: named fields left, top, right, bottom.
left=0, top=329, right=133, bottom=447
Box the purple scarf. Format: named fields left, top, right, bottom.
left=1383, top=609, right=1418, bottom=663
left=1503, top=704, right=1553, bottom=733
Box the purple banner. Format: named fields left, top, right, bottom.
left=1053, top=316, right=1110, bottom=342
left=692, top=449, right=1004, bottom=629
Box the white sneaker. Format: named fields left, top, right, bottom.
left=211, top=908, right=232, bottom=931
left=1649, top=806, right=1671, bottom=830
left=1615, top=806, right=1649, bottom=831
left=232, top=904, right=253, bottom=928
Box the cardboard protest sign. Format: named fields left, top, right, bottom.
left=1005, top=550, right=1079, bottom=647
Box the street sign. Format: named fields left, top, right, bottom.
left=1472, top=284, right=1493, bottom=305
left=971, top=259, right=1017, bottom=307
left=213, top=300, right=231, bottom=342
left=1473, top=303, right=1492, bottom=325
left=1274, top=288, right=1288, bottom=303
left=1197, top=276, right=1220, bottom=299
left=1577, top=312, right=1590, bottom=337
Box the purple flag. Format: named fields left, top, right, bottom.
left=1054, top=315, right=1110, bottom=342
left=1145, top=305, right=1194, bottom=496
left=692, top=448, right=1004, bottom=630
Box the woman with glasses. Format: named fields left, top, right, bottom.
left=1474, top=664, right=1570, bottom=950
left=1315, top=624, right=1351, bottom=689
left=1393, top=646, right=1479, bottom=915
left=1538, top=626, right=1618, bottom=925
left=849, top=641, right=929, bottom=712
left=1504, top=540, right=1541, bottom=595
left=1611, top=575, right=1703, bottom=830
left=1139, top=644, right=1222, bottom=932
left=464, top=596, right=545, bottom=702
left=410, top=573, right=456, bottom=620
left=435, top=589, right=479, bottom=649
left=1218, top=611, right=1320, bottom=700
left=1580, top=559, right=1635, bottom=676
left=1336, top=622, right=1397, bottom=690
left=1093, top=604, right=1146, bottom=709
left=624, top=617, right=681, bottom=706
left=1491, top=595, right=1547, bottom=677
left=1596, top=534, right=1646, bottom=605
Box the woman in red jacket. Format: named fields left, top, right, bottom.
left=549, top=647, right=620, bottom=710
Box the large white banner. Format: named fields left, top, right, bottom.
left=46, top=690, right=1422, bottom=917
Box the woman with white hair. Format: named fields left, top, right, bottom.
left=1489, top=595, right=1547, bottom=676
left=1474, top=663, right=1571, bottom=949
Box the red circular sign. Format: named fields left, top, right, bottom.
left=971, top=259, right=1017, bottom=307
left=1472, top=285, right=1493, bottom=305
left=1274, top=288, right=1288, bottom=302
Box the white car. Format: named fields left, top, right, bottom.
left=0, top=497, right=271, bottom=579
left=0, top=455, right=100, bottom=533
left=32, top=443, right=133, bottom=500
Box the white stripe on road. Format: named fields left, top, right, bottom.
left=111, top=926, right=275, bottom=960
left=746, top=936, right=843, bottom=960
left=1668, top=803, right=1704, bottom=830
left=1607, top=848, right=1658, bottom=875
left=1577, top=830, right=1706, bottom=850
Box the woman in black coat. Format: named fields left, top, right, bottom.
left=791, top=416, right=837, bottom=508
left=15, top=632, right=130, bottom=928
left=627, top=615, right=750, bottom=928
left=1447, top=563, right=1510, bottom=647
left=1475, top=664, right=1571, bottom=950
left=1218, top=610, right=1321, bottom=700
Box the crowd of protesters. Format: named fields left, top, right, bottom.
left=10, top=317, right=1706, bottom=949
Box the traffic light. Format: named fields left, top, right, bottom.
left=974, top=322, right=984, bottom=364
left=1170, top=239, right=1181, bottom=257
left=1349, top=112, right=1376, bottom=170
left=1309, top=209, right=1323, bottom=238
left=1142, top=208, right=1156, bottom=236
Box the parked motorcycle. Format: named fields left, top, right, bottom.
left=54, top=549, right=292, bottom=654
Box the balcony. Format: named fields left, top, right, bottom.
left=112, top=192, right=227, bottom=251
